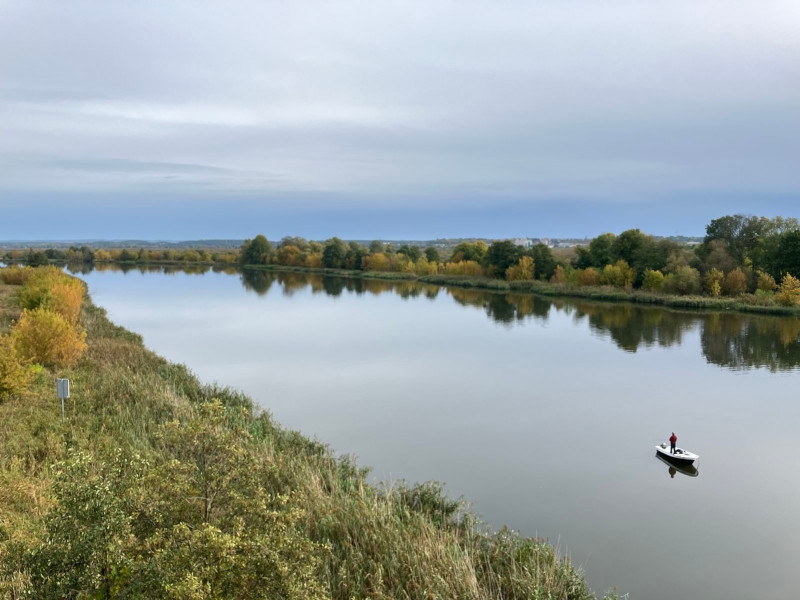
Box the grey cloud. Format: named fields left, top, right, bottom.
left=1, top=0, right=799, bottom=210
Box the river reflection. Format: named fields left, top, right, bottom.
left=70, top=263, right=800, bottom=372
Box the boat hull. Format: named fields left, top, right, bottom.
left=655, top=445, right=698, bottom=464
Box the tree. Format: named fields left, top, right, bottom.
left=703, top=214, right=763, bottom=264
left=369, top=240, right=385, bottom=254
left=577, top=268, right=599, bottom=286
left=756, top=271, right=777, bottom=292
left=722, top=267, right=747, bottom=296
left=599, top=260, right=635, bottom=288
left=485, top=241, right=523, bottom=278
left=704, top=268, right=724, bottom=297
left=776, top=274, right=800, bottom=307
left=529, top=243, right=556, bottom=280
left=424, top=246, right=440, bottom=263
left=575, top=233, right=615, bottom=269
left=505, top=256, right=534, bottom=281
left=321, top=237, right=347, bottom=269
left=26, top=250, right=48, bottom=267
left=774, top=230, right=800, bottom=279
left=661, top=266, right=702, bottom=295
left=450, top=241, right=487, bottom=263
left=703, top=240, right=737, bottom=274
left=641, top=269, right=665, bottom=292
left=550, top=265, right=566, bottom=284
left=240, top=235, right=273, bottom=265
left=612, top=229, right=647, bottom=266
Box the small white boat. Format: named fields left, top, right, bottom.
left=655, top=443, right=699, bottom=464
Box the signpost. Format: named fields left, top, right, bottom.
left=56, top=378, right=70, bottom=422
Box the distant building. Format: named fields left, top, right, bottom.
left=512, top=238, right=534, bottom=249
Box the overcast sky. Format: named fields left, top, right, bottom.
left=1, top=0, right=798, bottom=240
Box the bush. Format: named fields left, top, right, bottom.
left=0, top=334, right=32, bottom=400
left=0, top=266, right=33, bottom=286
left=12, top=307, right=87, bottom=368
left=18, top=267, right=84, bottom=324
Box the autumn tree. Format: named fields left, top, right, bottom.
left=722, top=267, right=748, bottom=296
left=641, top=269, right=665, bottom=292
left=577, top=268, right=599, bottom=286
left=550, top=265, right=566, bottom=284
left=505, top=256, right=535, bottom=281
left=704, top=268, right=724, bottom=297
left=424, top=246, right=440, bottom=263
left=776, top=274, right=800, bottom=307
left=756, top=271, right=777, bottom=292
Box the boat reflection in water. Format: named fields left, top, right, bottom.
left=655, top=452, right=699, bottom=478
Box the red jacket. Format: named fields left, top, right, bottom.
left=669, top=434, right=677, bottom=444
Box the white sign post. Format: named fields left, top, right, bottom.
left=56, top=378, right=70, bottom=422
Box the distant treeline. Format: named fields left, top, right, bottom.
left=5, top=214, right=800, bottom=307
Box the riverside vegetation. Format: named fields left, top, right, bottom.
left=0, top=265, right=615, bottom=599
left=6, top=213, right=800, bottom=316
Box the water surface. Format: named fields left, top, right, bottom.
left=74, top=264, right=800, bottom=600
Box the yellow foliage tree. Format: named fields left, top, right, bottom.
left=0, top=334, right=32, bottom=400
left=443, top=260, right=483, bottom=276
left=577, top=267, right=599, bottom=286
left=599, top=260, right=635, bottom=288
left=305, top=252, right=323, bottom=268
left=12, top=307, right=87, bottom=368
left=776, top=274, right=800, bottom=307
left=363, top=252, right=391, bottom=271
left=505, top=256, right=535, bottom=281
left=550, top=265, right=566, bottom=284
left=704, top=268, right=724, bottom=297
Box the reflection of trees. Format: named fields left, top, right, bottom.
left=573, top=304, right=696, bottom=352
left=240, top=270, right=274, bottom=296
left=232, top=270, right=800, bottom=371
left=700, top=314, right=800, bottom=371
left=447, top=289, right=551, bottom=325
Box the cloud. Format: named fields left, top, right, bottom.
left=0, top=0, right=799, bottom=237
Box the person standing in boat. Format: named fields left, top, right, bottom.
left=669, top=432, right=677, bottom=454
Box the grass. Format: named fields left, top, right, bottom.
left=0, top=273, right=611, bottom=599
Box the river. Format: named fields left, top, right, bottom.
left=72, top=264, right=800, bottom=600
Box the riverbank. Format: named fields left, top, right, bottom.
left=248, top=263, right=800, bottom=317
left=0, top=275, right=610, bottom=599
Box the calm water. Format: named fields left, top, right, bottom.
left=73, top=264, right=800, bottom=600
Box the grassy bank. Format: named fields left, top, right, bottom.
left=0, top=274, right=610, bottom=599
left=248, top=264, right=800, bottom=317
